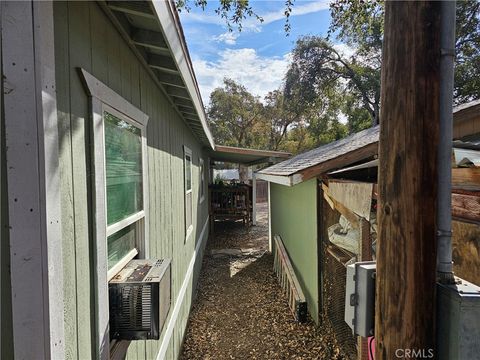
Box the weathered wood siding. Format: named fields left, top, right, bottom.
left=1, top=48, right=15, bottom=359
left=53, top=2, right=209, bottom=359
left=270, top=179, right=319, bottom=323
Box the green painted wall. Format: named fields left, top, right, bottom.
left=270, top=179, right=319, bottom=323
left=53, top=2, right=209, bottom=359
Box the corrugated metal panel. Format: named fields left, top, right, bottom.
left=454, top=148, right=480, bottom=167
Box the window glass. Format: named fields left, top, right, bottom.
left=186, top=192, right=192, bottom=229
left=200, top=160, right=205, bottom=198
left=104, top=111, right=143, bottom=225
left=107, top=223, right=136, bottom=270
left=185, top=155, right=192, bottom=191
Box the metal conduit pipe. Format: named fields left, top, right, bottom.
left=437, top=0, right=456, bottom=284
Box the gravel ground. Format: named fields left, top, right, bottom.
left=180, top=203, right=348, bottom=360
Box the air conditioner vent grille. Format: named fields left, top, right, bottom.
left=109, top=258, right=171, bottom=341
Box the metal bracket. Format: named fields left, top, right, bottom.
left=437, top=229, right=453, bottom=237
left=350, top=293, right=358, bottom=306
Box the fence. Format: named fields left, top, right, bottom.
left=256, top=179, right=268, bottom=203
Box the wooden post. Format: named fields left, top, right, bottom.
left=268, top=181, right=272, bottom=252
left=376, top=2, right=441, bottom=359
left=252, top=172, right=257, bottom=225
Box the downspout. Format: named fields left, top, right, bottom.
left=437, top=0, right=456, bottom=284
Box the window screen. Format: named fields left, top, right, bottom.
left=200, top=159, right=205, bottom=199
left=185, top=154, right=192, bottom=191
left=184, top=148, right=193, bottom=234
left=105, top=112, right=143, bottom=225
left=104, top=110, right=144, bottom=270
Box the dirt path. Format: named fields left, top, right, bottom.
left=180, top=204, right=347, bottom=360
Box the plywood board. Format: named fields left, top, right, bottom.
left=452, top=192, right=480, bottom=223
left=452, top=167, right=480, bottom=191
left=322, top=187, right=360, bottom=229
left=328, top=180, right=373, bottom=220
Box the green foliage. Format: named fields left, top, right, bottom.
left=197, top=0, right=480, bottom=157
left=175, top=0, right=295, bottom=33
left=455, top=1, right=480, bottom=104
left=208, top=78, right=263, bottom=148
left=207, top=79, right=308, bottom=153
left=328, top=0, right=384, bottom=57
left=327, top=0, right=480, bottom=106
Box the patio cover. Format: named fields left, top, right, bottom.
left=210, top=145, right=291, bottom=166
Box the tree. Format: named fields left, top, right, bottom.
left=285, top=36, right=381, bottom=127
left=328, top=0, right=480, bottom=107
left=262, top=90, right=304, bottom=151
left=455, top=1, right=480, bottom=104
left=208, top=79, right=303, bottom=152
left=207, top=78, right=264, bottom=149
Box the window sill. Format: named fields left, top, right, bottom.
left=107, top=248, right=138, bottom=281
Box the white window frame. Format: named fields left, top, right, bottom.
left=80, top=69, right=149, bottom=360
left=199, top=157, right=205, bottom=204
left=103, top=104, right=147, bottom=281
left=184, top=146, right=193, bottom=241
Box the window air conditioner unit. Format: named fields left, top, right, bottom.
left=109, top=258, right=171, bottom=340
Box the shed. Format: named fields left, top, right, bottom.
left=257, top=100, right=480, bottom=358
left=256, top=126, right=379, bottom=328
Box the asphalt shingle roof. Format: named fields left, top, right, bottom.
left=259, top=125, right=380, bottom=177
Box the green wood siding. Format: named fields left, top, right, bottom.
left=270, top=179, right=319, bottom=323
left=53, top=2, right=209, bottom=359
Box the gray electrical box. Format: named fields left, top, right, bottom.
left=437, top=277, right=480, bottom=360
left=345, top=261, right=376, bottom=337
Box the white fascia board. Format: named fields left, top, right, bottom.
left=151, top=0, right=215, bottom=150
left=291, top=173, right=305, bottom=186
left=255, top=172, right=294, bottom=187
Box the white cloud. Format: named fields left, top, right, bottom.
left=333, top=43, right=355, bottom=59
left=192, top=48, right=291, bottom=105
left=259, top=1, right=330, bottom=25
left=212, top=31, right=239, bottom=45
left=181, top=1, right=329, bottom=32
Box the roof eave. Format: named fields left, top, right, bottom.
left=151, top=0, right=215, bottom=149
left=255, top=172, right=304, bottom=187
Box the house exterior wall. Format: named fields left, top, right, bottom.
left=270, top=178, right=319, bottom=323
left=1, top=57, right=14, bottom=360
left=53, top=2, right=209, bottom=359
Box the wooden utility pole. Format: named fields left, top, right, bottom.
left=376, top=2, right=441, bottom=359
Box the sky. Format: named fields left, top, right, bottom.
left=178, top=0, right=333, bottom=106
